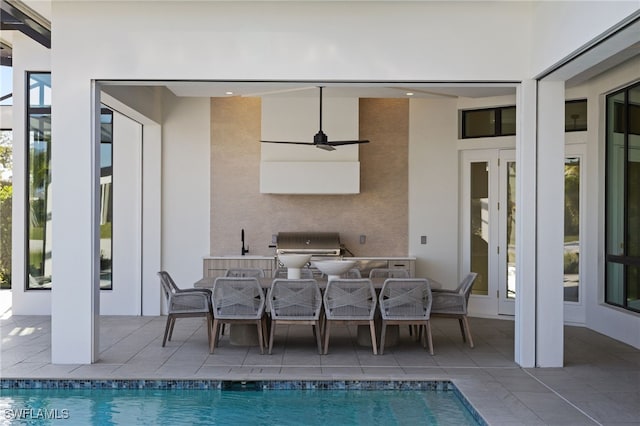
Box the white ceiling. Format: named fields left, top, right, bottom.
left=159, top=81, right=518, bottom=99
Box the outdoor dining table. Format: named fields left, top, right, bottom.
left=193, top=276, right=442, bottom=348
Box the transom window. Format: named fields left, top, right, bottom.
left=565, top=99, right=588, bottom=132
left=460, top=106, right=516, bottom=139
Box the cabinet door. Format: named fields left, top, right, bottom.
left=203, top=259, right=274, bottom=278
left=388, top=260, right=415, bottom=277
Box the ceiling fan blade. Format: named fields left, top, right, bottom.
left=260, top=140, right=314, bottom=146
left=326, top=140, right=370, bottom=146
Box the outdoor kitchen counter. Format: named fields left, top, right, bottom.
left=202, top=256, right=416, bottom=279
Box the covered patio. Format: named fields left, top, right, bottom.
left=1, top=296, right=638, bottom=425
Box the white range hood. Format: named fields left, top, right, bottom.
left=260, top=96, right=361, bottom=194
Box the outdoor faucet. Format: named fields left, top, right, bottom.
left=241, top=228, right=249, bottom=256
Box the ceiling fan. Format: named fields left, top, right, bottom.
left=260, top=86, right=370, bottom=151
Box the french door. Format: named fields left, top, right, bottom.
left=461, top=149, right=515, bottom=316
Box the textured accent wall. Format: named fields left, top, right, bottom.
left=210, top=97, right=408, bottom=257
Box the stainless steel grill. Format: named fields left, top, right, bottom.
left=275, top=232, right=342, bottom=258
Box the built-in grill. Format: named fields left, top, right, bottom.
left=275, top=232, right=342, bottom=259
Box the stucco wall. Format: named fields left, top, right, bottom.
left=162, top=94, right=211, bottom=286
left=530, top=1, right=640, bottom=76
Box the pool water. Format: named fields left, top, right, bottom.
left=0, top=388, right=481, bottom=425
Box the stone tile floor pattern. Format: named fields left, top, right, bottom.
left=1, top=295, right=638, bottom=425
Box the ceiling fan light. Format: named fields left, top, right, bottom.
left=316, top=144, right=336, bottom=151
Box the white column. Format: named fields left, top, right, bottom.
left=142, top=124, right=162, bottom=315
left=536, top=80, right=565, bottom=367
left=50, top=77, right=100, bottom=363
left=515, top=80, right=537, bottom=367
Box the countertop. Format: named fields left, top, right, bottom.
left=203, top=255, right=416, bottom=260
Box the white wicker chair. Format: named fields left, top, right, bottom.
left=158, top=271, right=214, bottom=350
left=431, top=272, right=478, bottom=348
left=267, top=278, right=323, bottom=354
left=210, top=277, right=267, bottom=354
left=225, top=268, right=265, bottom=278
left=323, top=278, right=377, bottom=354
left=344, top=268, right=362, bottom=278
left=378, top=278, right=433, bottom=355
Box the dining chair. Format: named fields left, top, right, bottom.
left=369, top=268, right=415, bottom=336
left=267, top=278, right=323, bottom=354
left=323, top=278, right=377, bottom=354
left=225, top=268, right=265, bottom=278
left=157, top=271, right=214, bottom=350
left=344, top=268, right=362, bottom=278
left=210, top=277, right=267, bottom=354
left=378, top=278, right=433, bottom=355
left=431, top=272, right=478, bottom=348
left=369, top=268, right=409, bottom=279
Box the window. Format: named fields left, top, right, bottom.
left=0, top=65, right=12, bottom=105
left=100, top=108, right=113, bottom=290
left=565, top=99, right=587, bottom=132
left=461, top=106, right=516, bottom=138
left=605, top=81, right=640, bottom=313
left=26, top=72, right=52, bottom=289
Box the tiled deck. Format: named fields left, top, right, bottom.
left=1, top=295, right=638, bottom=425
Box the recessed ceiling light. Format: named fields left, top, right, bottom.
left=406, top=92, right=414, bottom=96
left=225, top=91, right=233, bottom=95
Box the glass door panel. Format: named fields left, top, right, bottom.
left=498, top=150, right=516, bottom=315
left=505, top=160, right=516, bottom=300
left=470, top=162, right=489, bottom=296
left=564, top=157, right=581, bottom=303
left=461, top=149, right=500, bottom=317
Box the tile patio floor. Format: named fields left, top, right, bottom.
left=0, top=292, right=638, bottom=425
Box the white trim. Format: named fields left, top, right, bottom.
left=515, top=80, right=537, bottom=368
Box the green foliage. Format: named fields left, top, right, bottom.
left=564, top=163, right=580, bottom=237
left=0, top=145, right=11, bottom=171
left=101, top=222, right=112, bottom=239
left=0, top=183, right=11, bottom=201
left=564, top=251, right=579, bottom=275
left=0, top=182, right=11, bottom=288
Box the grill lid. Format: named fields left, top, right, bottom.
left=276, top=232, right=341, bottom=256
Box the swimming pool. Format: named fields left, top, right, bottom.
left=0, top=380, right=485, bottom=425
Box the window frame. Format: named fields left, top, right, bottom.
left=605, top=81, right=640, bottom=313
left=25, top=71, right=52, bottom=290
left=565, top=99, right=588, bottom=132
left=460, top=105, right=516, bottom=139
